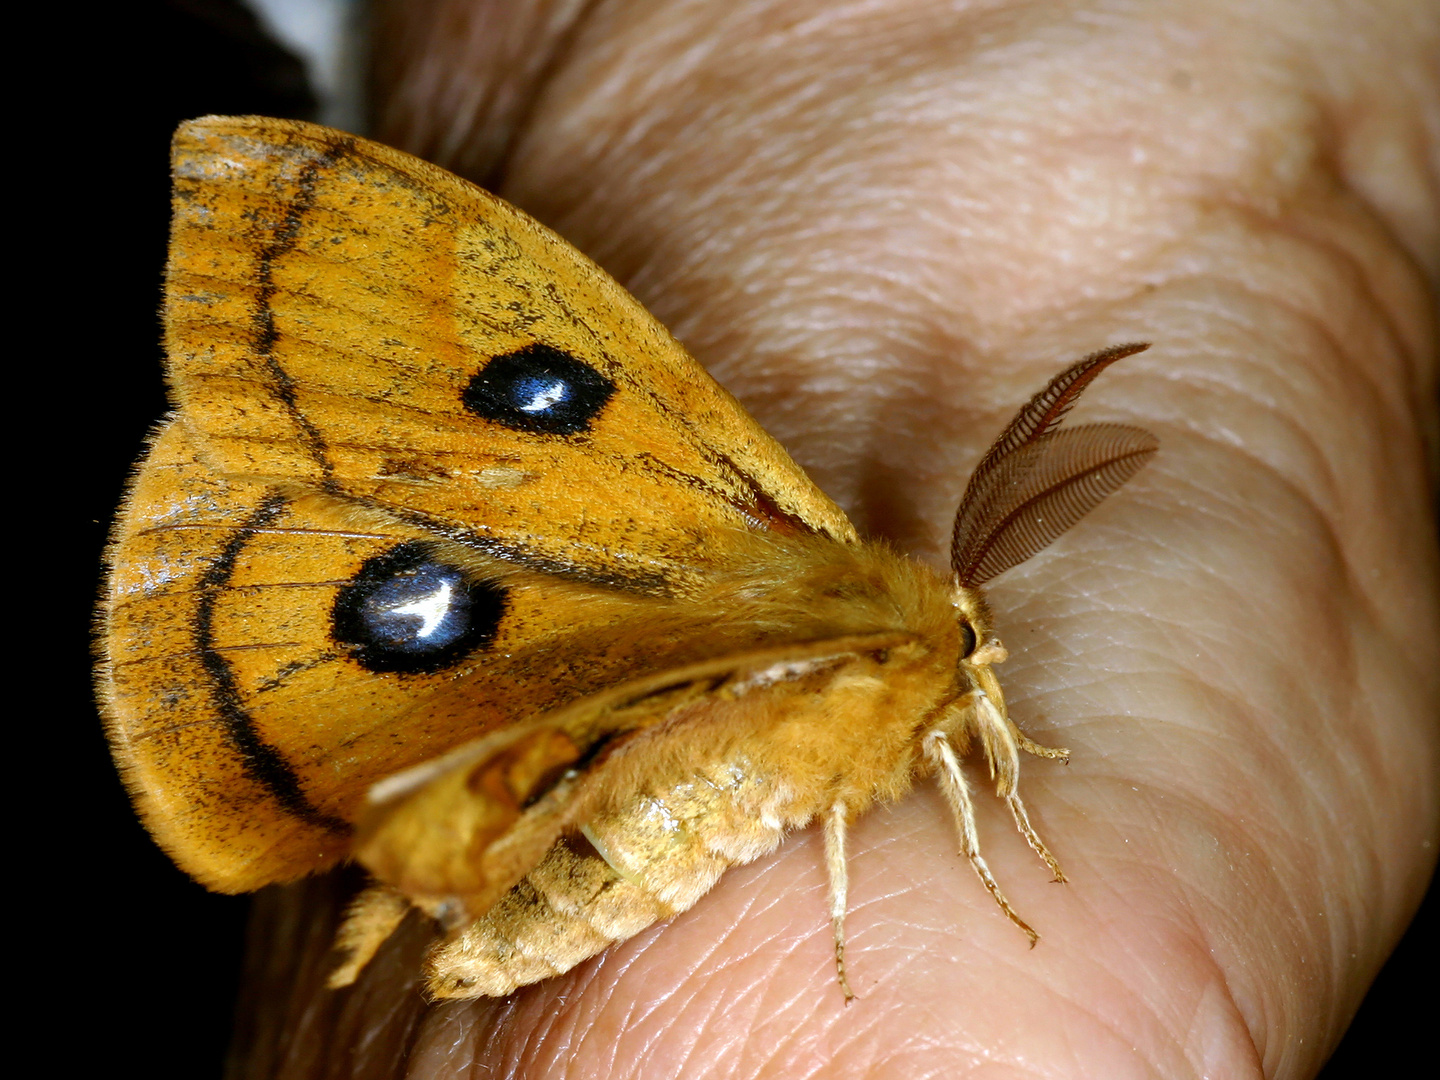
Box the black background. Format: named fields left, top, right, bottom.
left=57, top=2, right=1433, bottom=1076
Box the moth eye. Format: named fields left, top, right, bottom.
left=462, top=343, right=616, bottom=434
left=332, top=543, right=507, bottom=673
left=959, top=621, right=978, bottom=659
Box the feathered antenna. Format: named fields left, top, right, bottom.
left=951, top=345, right=1157, bottom=587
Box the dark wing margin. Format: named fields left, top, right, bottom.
left=951, top=346, right=1156, bottom=586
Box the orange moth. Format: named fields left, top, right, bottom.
left=99, top=116, right=1157, bottom=999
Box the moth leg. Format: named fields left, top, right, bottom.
left=965, top=691, right=1068, bottom=883
left=1014, top=730, right=1070, bottom=761
left=923, top=730, right=1039, bottom=946
left=328, top=881, right=413, bottom=988
left=823, top=799, right=856, bottom=1001
left=963, top=689, right=1021, bottom=797
left=1006, top=791, right=1067, bottom=883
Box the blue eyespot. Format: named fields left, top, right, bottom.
left=462, top=344, right=616, bottom=434
left=332, top=543, right=506, bottom=673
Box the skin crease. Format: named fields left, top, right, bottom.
left=234, top=1, right=1438, bottom=1077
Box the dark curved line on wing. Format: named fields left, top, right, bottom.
left=249, top=134, right=358, bottom=496
left=192, top=492, right=350, bottom=833
left=369, top=501, right=676, bottom=596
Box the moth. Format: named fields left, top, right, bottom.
left=99, top=116, right=1158, bottom=1001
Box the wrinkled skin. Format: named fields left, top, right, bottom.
left=234, top=1, right=1439, bottom=1077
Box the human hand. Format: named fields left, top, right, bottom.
left=236, top=2, right=1439, bottom=1076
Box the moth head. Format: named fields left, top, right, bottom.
left=951, top=584, right=1006, bottom=669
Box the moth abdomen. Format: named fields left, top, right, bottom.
left=426, top=759, right=799, bottom=997
left=427, top=833, right=668, bottom=998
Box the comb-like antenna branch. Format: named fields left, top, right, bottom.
left=953, top=424, right=1157, bottom=585
left=968, top=343, right=1149, bottom=483
left=952, top=345, right=1155, bottom=585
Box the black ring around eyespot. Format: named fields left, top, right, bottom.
left=461, top=343, right=617, bottom=435
left=332, top=542, right=507, bottom=674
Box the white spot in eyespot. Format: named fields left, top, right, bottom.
left=519, top=379, right=569, bottom=412
left=390, top=580, right=454, bottom=639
